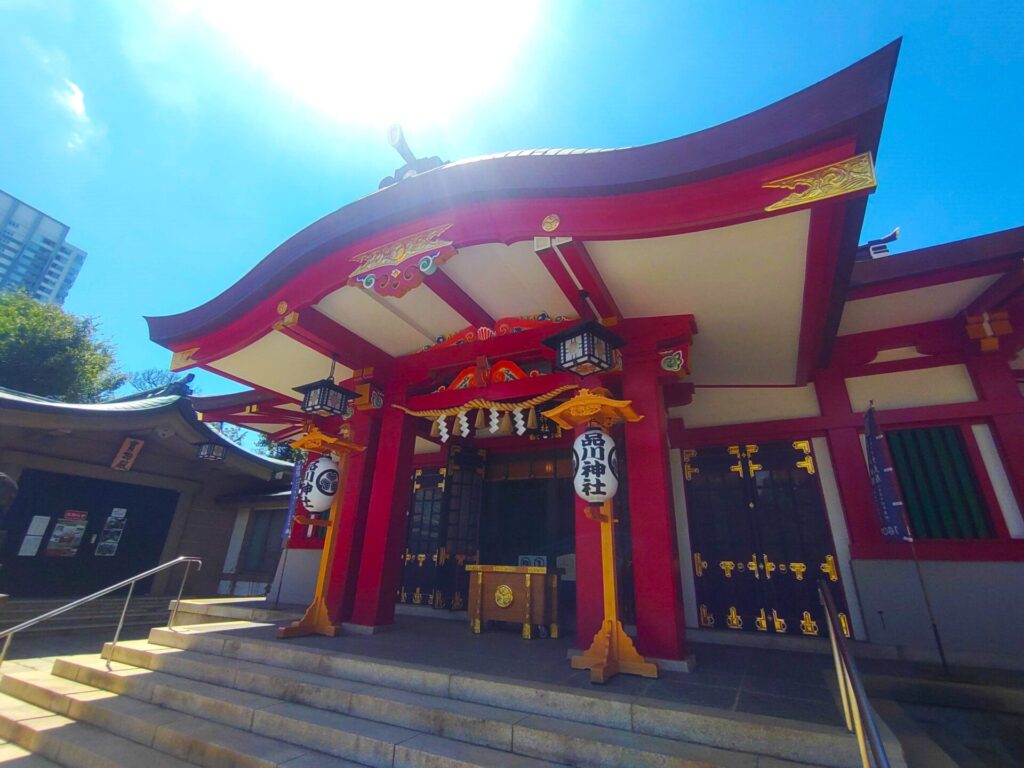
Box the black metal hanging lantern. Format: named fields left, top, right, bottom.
left=542, top=290, right=625, bottom=376
left=197, top=442, right=227, bottom=461
left=294, top=357, right=357, bottom=417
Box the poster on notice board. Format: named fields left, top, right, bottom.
left=44, top=510, right=89, bottom=557
left=95, top=508, right=127, bottom=557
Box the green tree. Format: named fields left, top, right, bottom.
left=255, top=432, right=305, bottom=463
left=127, top=368, right=195, bottom=393
left=0, top=291, right=124, bottom=401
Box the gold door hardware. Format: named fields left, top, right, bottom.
left=762, top=554, right=777, bottom=579
left=693, top=552, right=708, bottom=577
left=820, top=555, right=839, bottom=582
left=789, top=562, right=807, bottom=581
left=699, top=604, right=715, bottom=627
left=792, top=440, right=816, bottom=475
left=417, top=554, right=426, bottom=567
left=755, top=609, right=768, bottom=632
left=719, top=560, right=736, bottom=578
left=683, top=449, right=699, bottom=481
left=726, top=607, right=743, bottom=630
left=800, top=611, right=820, bottom=636
left=772, top=609, right=787, bottom=633
left=747, top=554, right=761, bottom=579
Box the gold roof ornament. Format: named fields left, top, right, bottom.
left=290, top=426, right=364, bottom=458
left=542, top=387, right=642, bottom=430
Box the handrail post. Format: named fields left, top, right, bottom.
left=823, top=589, right=854, bottom=732
left=0, top=634, right=12, bottom=670
left=169, top=560, right=193, bottom=629
left=105, top=581, right=135, bottom=670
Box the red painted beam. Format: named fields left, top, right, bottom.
left=279, top=307, right=394, bottom=374
left=395, top=321, right=572, bottom=380
left=534, top=238, right=582, bottom=312
left=556, top=239, right=620, bottom=321
left=425, top=270, right=495, bottom=329
left=404, top=372, right=578, bottom=412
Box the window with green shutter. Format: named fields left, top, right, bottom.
left=885, top=426, right=994, bottom=540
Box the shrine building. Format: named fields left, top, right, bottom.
left=148, top=40, right=1024, bottom=666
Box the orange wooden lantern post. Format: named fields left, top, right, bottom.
left=543, top=388, right=658, bottom=684
left=278, top=426, right=364, bottom=639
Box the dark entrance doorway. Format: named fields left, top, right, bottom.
left=682, top=440, right=851, bottom=637
left=399, top=446, right=485, bottom=612
left=0, top=469, right=179, bottom=597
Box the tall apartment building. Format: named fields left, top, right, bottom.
left=0, top=190, right=87, bottom=305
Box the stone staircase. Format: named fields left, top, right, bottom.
left=0, top=595, right=172, bottom=635
left=0, top=620, right=906, bottom=767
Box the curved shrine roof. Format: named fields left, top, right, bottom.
left=147, top=40, right=900, bottom=348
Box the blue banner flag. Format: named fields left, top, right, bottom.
left=280, top=460, right=304, bottom=543
left=864, top=405, right=913, bottom=542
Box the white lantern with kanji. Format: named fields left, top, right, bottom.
left=299, top=456, right=340, bottom=512
left=572, top=428, right=619, bottom=503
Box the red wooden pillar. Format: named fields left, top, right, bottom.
left=966, top=353, right=1024, bottom=503
left=621, top=352, right=688, bottom=659
left=349, top=400, right=417, bottom=628
left=814, top=368, right=881, bottom=554
left=325, top=410, right=382, bottom=625
left=573, top=424, right=604, bottom=648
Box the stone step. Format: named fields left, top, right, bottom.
left=145, top=623, right=875, bottom=768
left=105, top=640, right=525, bottom=751
left=0, top=740, right=61, bottom=766
left=0, top=670, right=360, bottom=768
left=0, top=690, right=194, bottom=768
left=51, top=656, right=563, bottom=768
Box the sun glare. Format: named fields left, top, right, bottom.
left=165, top=0, right=543, bottom=128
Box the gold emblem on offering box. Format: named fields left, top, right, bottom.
left=800, top=611, right=819, bottom=636
left=494, top=584, right=514, bottom=608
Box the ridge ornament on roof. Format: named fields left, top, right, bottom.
left=378, top=124, right=445, bottom=189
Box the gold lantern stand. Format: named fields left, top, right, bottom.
left=543, top=388, right=658, bottom=684
left=278, top=425, right=365, bottom=639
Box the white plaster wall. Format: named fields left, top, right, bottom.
left=972, top=423, right=1024, bottom=538
left=845, top=365, right=976, bottom=412
left=221, top=509, right=250, bottom=575
left=267, top=548, right=319, bottom=606
left=668, top=448, right=699, bottom=629
left=811, top=437, right=867, bottom=640
left=669, top=385, right=819, bottom=428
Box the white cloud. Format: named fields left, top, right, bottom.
left=54, top=78, right=88, bottom=120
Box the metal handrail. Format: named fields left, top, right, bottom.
left=0, top=556, right=202, bottom=670
left=818, top=579, right=890, bottom=768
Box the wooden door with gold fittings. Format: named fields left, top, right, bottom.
left=682, top=440, right=851, bottom=638
left=398, top=446, right=484, bottom=612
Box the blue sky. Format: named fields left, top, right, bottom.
left=1, top=1, right=1022, bottom=396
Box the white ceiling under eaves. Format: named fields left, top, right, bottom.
left=838, top=275, right=1001, bottom=336
left=586, top=211, right=812, bottom=385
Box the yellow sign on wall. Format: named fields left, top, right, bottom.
left=110, top=437, right=144, bottom=472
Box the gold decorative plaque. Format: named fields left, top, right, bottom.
left=541, top=214, right=561, bottom=232
left=494, top=584, right=514, bottom=608
left=763, top=152, right=876, bottom=212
